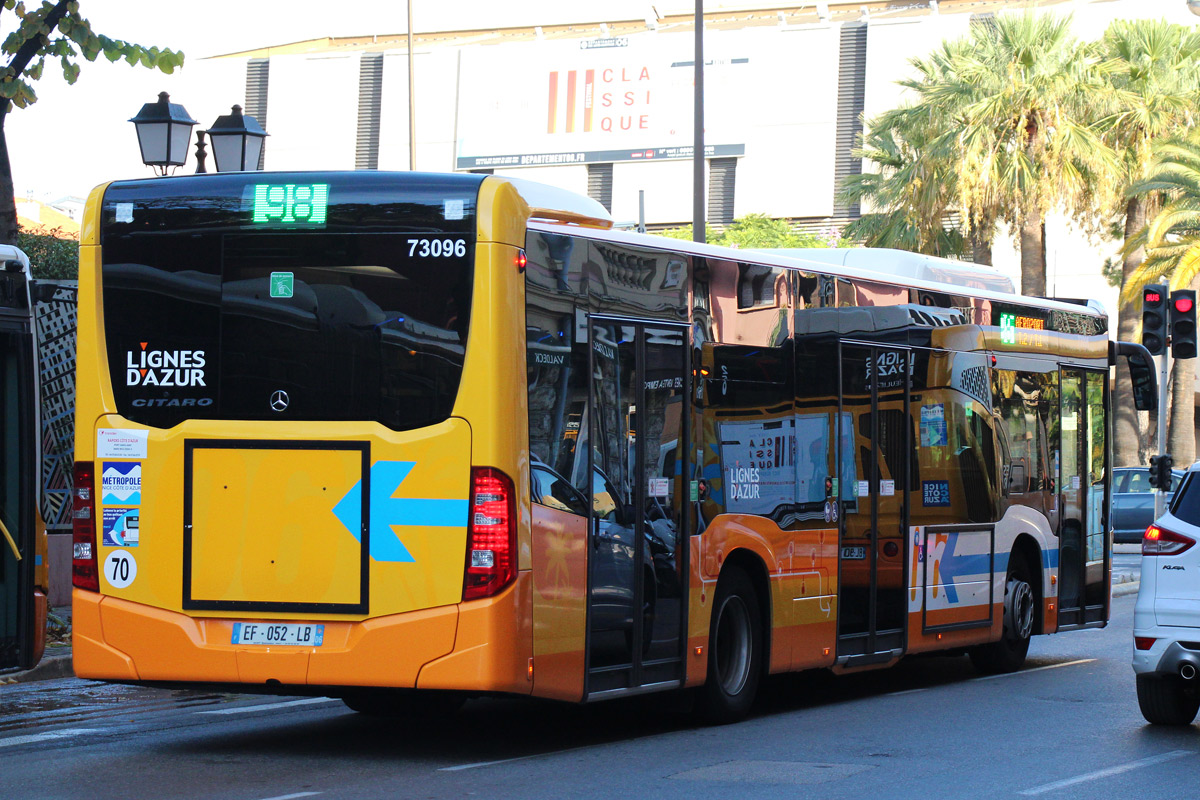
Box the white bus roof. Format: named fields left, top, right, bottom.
left=759, top=248, right=1015, bottom=295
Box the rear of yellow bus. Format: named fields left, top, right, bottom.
left=71, top=172, right=536, bottom=700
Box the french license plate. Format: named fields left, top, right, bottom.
left=841, top=546, right=866, bottom=560
left=231, top=622, right=324, bottom=647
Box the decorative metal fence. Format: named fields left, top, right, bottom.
left=35, top=282, right=77, bottom=531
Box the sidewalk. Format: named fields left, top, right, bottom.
left=0, top=605, right=74, bottom=685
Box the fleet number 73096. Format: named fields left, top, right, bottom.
left=408, top=238, right=467, bottom=258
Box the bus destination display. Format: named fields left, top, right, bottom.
left=251, top=183, right=330, bottom=226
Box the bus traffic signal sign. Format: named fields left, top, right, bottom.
left=1142, top=284, right=1168, bottom=355
left=1170, top=289, right=1197, bottom=359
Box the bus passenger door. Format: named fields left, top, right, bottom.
left=1056, top=367, right=1108, bottom=629
left=586, top=320, right=688, bottom=695
left=837, top=343, right=910, bottom=663
left=0, top=320, right=36, bottom=671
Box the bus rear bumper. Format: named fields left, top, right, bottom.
left=72, top=588, right=458, bottom=688
left=71, top=573, right=534, bottom=694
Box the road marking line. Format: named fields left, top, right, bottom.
left=886, top=659, right=1096, bottom=697
left=973, top=658, right=1095, bottom=681
left=441, top=745, right=594, bottom=772
left=0, top=728, right=103, bottom=748
left=255, top=793, right=321, bottom=800
left=198, top=697, right=337, bottom=715
left=1019, top=750, right=1195, bottom=795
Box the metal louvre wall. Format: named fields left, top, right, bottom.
left=708, top=157, right=737, bottom=229
left=356, top=52, right=385, bottom=170
left=244, top=58, right=270, bottom=170
left=833, top=22, right=867, bottom=219
left=588, top=163, right=613, bottom=212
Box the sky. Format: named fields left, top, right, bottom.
left=4, top=0, right=669, bottom=201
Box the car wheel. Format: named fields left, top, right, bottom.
left=697, top=566, right=762, bottom=724
left=969, top=557, right=1034, bottom=674
left=1137, top=674, right=1200, bottom=726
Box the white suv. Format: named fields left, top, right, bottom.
left=1133, top=463, right=1200, bottom=725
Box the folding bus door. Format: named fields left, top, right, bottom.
left=837, top=342, right=910, bottom=664
left=585, top=320, right=688, bottom=696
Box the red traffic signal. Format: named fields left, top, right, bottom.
left=1170, top=289, right=1197, bottom=360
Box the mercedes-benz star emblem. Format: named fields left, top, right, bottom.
left=270, top=390, right=290, bottom=412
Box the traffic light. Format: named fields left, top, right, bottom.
left=1150, top=453, right=1174, bottom=491
left=1170, top=289, right=1197, bottom=359
left=1142, top=284, right=1168, bottom=355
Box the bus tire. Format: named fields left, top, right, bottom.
left=341, top=689, right=465, bottom=717
left=1137, top=674, right=1200, bottom=726
left=697, top=566, right=762, bottom=724
left=969, top=558, right=1034, bottom=674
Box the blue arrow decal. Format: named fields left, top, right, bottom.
left=333, top=461, right=469, bottom=563
left=936, top=532, right=992, bottom=604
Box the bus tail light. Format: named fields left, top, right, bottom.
left=1143, top=524, right=1196, bottom=556
left=72, top=461, right=99, bottom=592
left=463, top=467, right=516, bottom=601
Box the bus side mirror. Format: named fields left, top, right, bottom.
left=1113, top=341, right=1157, bottom=412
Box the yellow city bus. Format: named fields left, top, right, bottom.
left=72, top=172, right=1156, bottom=721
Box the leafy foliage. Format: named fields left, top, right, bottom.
left=17, top=225, right=76, bottom=278
left=655, top=213, right=846, bottom=249
left=1121, top=131, right=1200, bottom=304
left=0, top=1, right=184, bottom=111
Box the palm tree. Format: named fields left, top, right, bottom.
left=839, top=106, right=966, bottom=258
left=1122, top=133, right=1200, bottom=464
left=1094, top=19, right=1200, bottom=466
left=910, top=12, right=1115, bottom=296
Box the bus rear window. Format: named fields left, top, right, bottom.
left=102, top=231, right=472, bottom=430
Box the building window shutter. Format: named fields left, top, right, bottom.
left=587, top=163, right=613, bottom=212
left=356, top=52, right=385, bottom=170
left=708, top=157, right=737, bottom=228
left=833, top=23, right=867, bottom=218
left=244, top=58, right=270, bottom=170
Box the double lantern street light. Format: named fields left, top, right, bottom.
left=129, top=92, right=268, bottom=175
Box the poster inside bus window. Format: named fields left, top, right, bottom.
left=249, top=183, right=330, bottom=226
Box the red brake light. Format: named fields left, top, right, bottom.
left=72, top=461, right=99, bottom=592
left=463, top=467, right=517, bottom=601
left=1143, top=524, right=1196, bottom=556
left=1135, top=637, right=1157, bottom=651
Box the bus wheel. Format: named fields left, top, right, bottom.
left=969, top=560, right=1034, bottom=674
left=342, top=689, right=465, bottom=717
left=697, top=566, right=762, bottom=724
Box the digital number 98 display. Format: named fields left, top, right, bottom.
left=251, top=183, right=330, bottom=225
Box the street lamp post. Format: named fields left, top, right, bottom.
left=206, top=105, right=269, bottom=173
left=128, top=92, right=198, bottom=176
left=131, top=95, right=269, bottom=175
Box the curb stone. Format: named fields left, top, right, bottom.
left=0, top=649, right=73, bottom=685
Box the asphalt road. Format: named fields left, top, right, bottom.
left=1, top=589, right=1196, bottom=800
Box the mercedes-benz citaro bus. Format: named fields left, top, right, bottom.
left=72, top=171, right=1157, bottom=723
